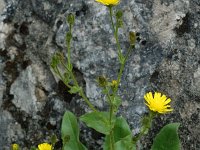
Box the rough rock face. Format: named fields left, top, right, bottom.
left=0, top=0, right=200, bottom=149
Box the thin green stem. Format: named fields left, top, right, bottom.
left=133, top=111, right=156, bottom=144
left=104, top=87, right=115, bottom=149
left=79, top=89, right=97, bottom=112
left=65, top=22, right=97, bottom=112
left=68, top=64, right=97, bottom=112
left=110, top=130, right=115, bottom=150
left=67, top=24, right=72, bottom=66
left=109, top=103, right=115, bottom=150
left=54, top=66, right=72, bottom=89
left=62, top=55, right=97, bottom=112
left=108, top=6, right=134, bottom=150
left=109, top=6, right=133, bottom=95
left=109, top=6, right=122, bottom=56
left=114, top=46, right=132, bottom=94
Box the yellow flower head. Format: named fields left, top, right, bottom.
left=96, top=0, right=120, bottom=6
left=12, top=144, right=19, bottom=150
left=144, top=92, right=173, bottom=114
left=38, top=143, right=52, bottom=150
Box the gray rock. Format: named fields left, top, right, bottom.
left=0, top=110, right=24, bottom=150
left=0, top=0, right=200, bottom=149
left=0, top=22, right=13, bottom=50
left=10, top=66, right=38, bottom=115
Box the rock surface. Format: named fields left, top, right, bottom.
left=0, top=0, right=200, bottom=149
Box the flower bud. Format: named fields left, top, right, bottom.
left=129, top=31, right=136, bottom=46
left=51, top=53, right=61, bottom=69
left=67, top=13, right=75, bottom=25
left=12, top=144, right=19, bottom=150
left=111, top=80, right=118, bottom=89
left=97, top=76, right=108, bottom=87
left=116, top=10, right=123, bottom=19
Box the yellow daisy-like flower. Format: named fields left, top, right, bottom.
left=12, top=144, right=19, bottom=150
left=144, top=92, right=173, bottom=114
left=95, top=0, right=120, bottom=6
left=38, top=143, right=52, bottom=150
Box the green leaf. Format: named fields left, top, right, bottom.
left=114, top=135, right=136, bottom=150
left=80, top=112, right=115, bottom=135
left=61, top=111, right=87, bottom=150
left=63, top=141, right=87, bottom=150
left=69, top=86, right=81, bottom=94
left=103, top=117, right=135, bottom=150
left=113, top=117, right=132, bottom=141
left=151, top=123, right=181, bottom=150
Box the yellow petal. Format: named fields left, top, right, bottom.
left=160, top=95, right=167, bottom=102
left=164, top=98, right=171, bottom=105
left=144, top=95, right=150, bottom=104
left=147, top=92, right=153, bottom=101
left=154, top=92, right=161, bottom=100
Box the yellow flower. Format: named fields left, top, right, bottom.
left=144, top=92, right=173, bottom=114
left=38, top=143, right=52, bottom=150
left=96, top=0, right=120, bottom=6
left=12, top=144, right=19, bottom=150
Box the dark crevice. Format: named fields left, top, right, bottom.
left=175, top=13, right=191, bottom=36
left=75, top=2, right=89, bottom=17
left=150, top=70, right=159, bottom=84
left=57, top=80, right=75, bottom=103
left=0, top=49, right=10, bottom=61
left=19, top=22, right=29, bottom=35
left=141, top=40, right=147, bottom=45
left=2, top=97, right=31, bottom=129
left=46, top=122, right=57, bottom=130
left=56, top=20, right=63, bottom=28
left=4, top=61, right=19, bottom=83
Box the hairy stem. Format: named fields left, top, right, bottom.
left=109, top=6, right=122, bottom=56
left=133, top=111, right=156, bottom=144
left=65, top=22, right=97, bottom=112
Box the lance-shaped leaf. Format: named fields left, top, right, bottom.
left=151, top=123, right=181, bottom=150
left=80, top=112, right=115, bottom=135
left=61, top=111, right=87, bottom=150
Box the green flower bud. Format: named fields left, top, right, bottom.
left=51, top=134, right=58, bottom=146
left=51, top=53, right=59, bottom=69
left=51, top=52, right=63, bottom=69
left=67, top=13, right=75, bottom=25
left=97, top=76, right=108, bottom=87
left=116, top=10, right=123, bottom=19
left=129, top=31, right=136, bottom=46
